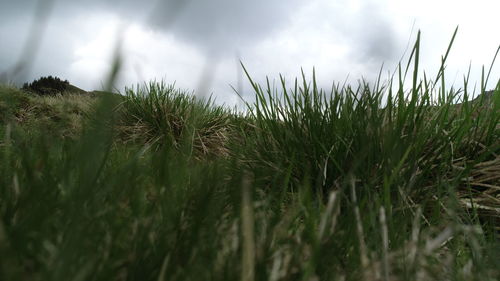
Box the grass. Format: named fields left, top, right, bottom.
left=0, top=85, right=97, bottom=139
left=0, top=32, right=499, bottom=281
left=116, top=81, right=235, bottom=157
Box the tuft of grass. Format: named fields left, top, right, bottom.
left=117, top=81, right=235, bottom=158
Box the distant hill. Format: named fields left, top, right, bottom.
left=22, top=76, right=89, bottom=96
left=66, top=83, right=89, bottom=95
left=472, top=90, right=495, bottom=102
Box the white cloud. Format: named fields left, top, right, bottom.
left=120, top=23, right=205, bottom=90
left=68, top=14, right=123, bottom=89
left=385, top=0, right=500, bottom=93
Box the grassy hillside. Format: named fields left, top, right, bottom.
left=0, top=40, right=499, bottom=280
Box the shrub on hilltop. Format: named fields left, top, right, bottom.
left=22, top=76, right=71, bottom=96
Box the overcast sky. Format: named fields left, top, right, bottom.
left=1, top=0, right=499, bottom=106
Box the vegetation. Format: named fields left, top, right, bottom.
left=22, top=76, right=88, bottom=96
left=0, top=32, right=499, bottom=281
left=117, top=81, right=235, bottom=157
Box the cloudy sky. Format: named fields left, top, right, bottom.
left=1, top=0, right=499, bottom=106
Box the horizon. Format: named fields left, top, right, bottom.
left=1, top=0, right=499, bottom=107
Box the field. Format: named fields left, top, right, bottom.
left=0, top=34, right=499, bottom=281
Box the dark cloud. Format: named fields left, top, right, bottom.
left=0, top=0, right=56, bottom=83
left=0, top=0, right=37, bottom=18
left=150, top=0, right=305, bottom=54
left=348, top=2, right=400, bottom=64
left=1, top=0, right=150, bottom=84
left=318, top=0, right=400, bottom=67
left=1, top=18, right=84, bottom=86
left=3, top=0, right=305, bottom=55
left=0, top=0, right=147, bottom=25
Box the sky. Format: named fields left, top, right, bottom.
left=1, top=0, right=499, bottom=107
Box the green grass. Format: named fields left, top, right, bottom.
left=117, top=81, right=235, bottom=157
left=0, top=32, right=499, bottom=281
left=0, top=84, right=97, bottom=139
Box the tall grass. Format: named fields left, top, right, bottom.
left=0, top=32, right=499, bottom=281
left=240, top=31, right=498, bottom=209
left=118, top=81, right=234, bottom=157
